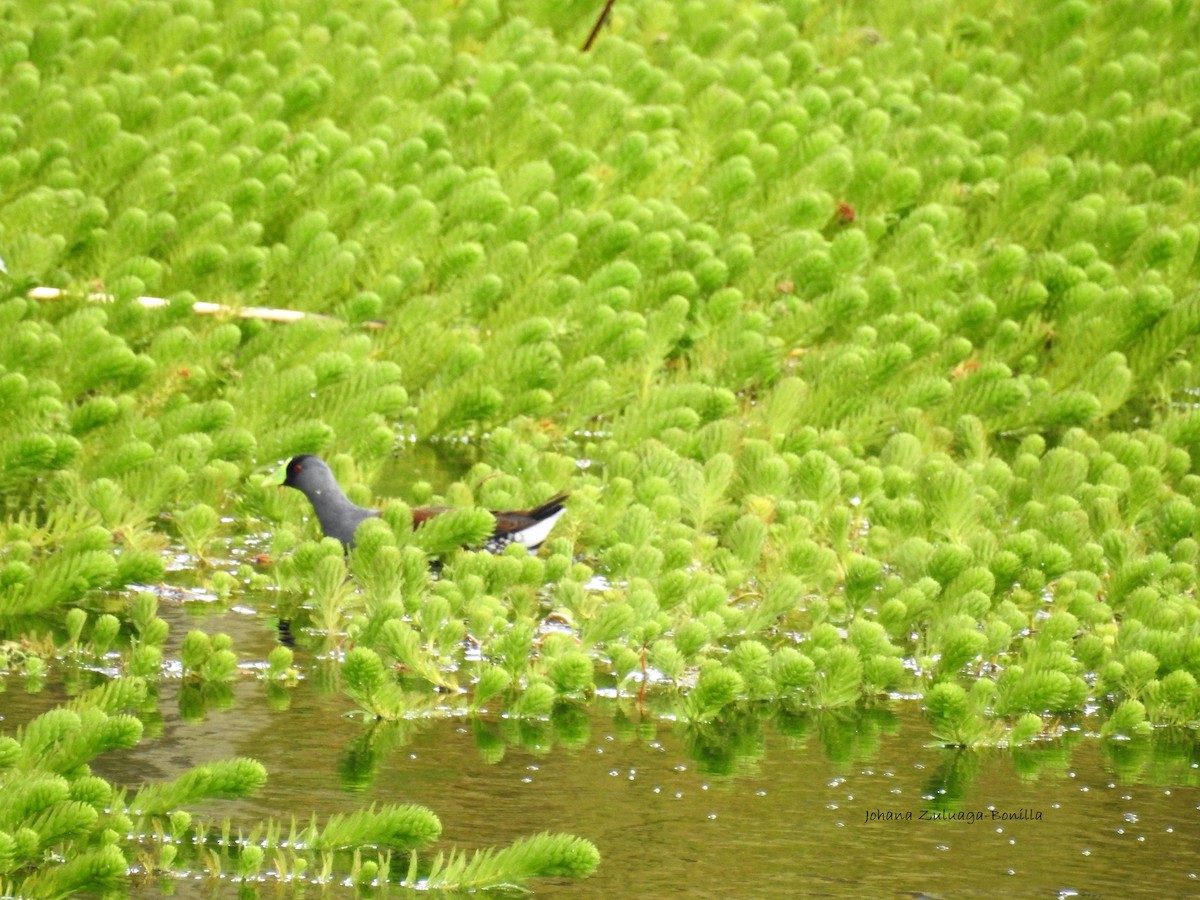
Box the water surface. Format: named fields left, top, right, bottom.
left=4, top=595, right=1196, bottom=898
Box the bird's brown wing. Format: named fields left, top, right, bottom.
left=410, top=493, right=569, bottom=534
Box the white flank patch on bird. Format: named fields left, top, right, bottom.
left=514, top=508, right=567, bottom=548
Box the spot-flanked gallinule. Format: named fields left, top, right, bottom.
left=279, top=454, right=568, bottom=551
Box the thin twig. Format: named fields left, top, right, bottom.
left=581, top=0, right=616, bottom=52
left=27, top=286, right=385, bottom=329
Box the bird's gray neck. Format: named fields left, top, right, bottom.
left=308, top=488, right=373, bottom=544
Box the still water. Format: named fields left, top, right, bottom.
left=4, top=587, right=1197, bottom=899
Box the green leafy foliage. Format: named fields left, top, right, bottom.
left=308, top=803, right=441, bottom=852
left=4, top=0, right=1200, bottom=889
left=422, top=831, right=600, bottom=890
left=0, top=681, right=264, bottom=894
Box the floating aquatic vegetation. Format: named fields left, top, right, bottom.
left=5, top=0, right=1200, bottom=892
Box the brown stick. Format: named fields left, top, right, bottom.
left=581, top=0, right=616, bottom=51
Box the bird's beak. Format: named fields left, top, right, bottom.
left=262, top=463, right=288, bottom=488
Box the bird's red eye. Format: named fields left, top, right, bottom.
left=293, top=464, right=302, bottom=472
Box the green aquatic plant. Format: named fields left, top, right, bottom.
left=420, top=830, right=600, bottom=890
left=342, top=645, right=423, bottom=720
left=179, top=630, right=238, bottom=683
left=1, top=679, right=598, bottom=895
left=126, top=592, right=169, bottom=678
left=4, top=0, right=1200, bottom=890
left=263, top=645, right=298, bottom=682
left=173, top=502, right=221, bottom=561
left=0, top=679, right=257, bottom=897
left=924, top=681, right=996, bottom=749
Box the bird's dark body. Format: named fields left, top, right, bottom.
left=281, top=454, right=567, bottom=550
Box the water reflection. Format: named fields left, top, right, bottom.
left=376, top=439, right=481, bottom=496
left=923, top=748, right=984, bottom=811
left=1102, top=732, right=1200, bottom=785
left=4, top=597, right=1200, bottom=897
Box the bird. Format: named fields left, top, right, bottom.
left=279, top=454, right=568, bottom=551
